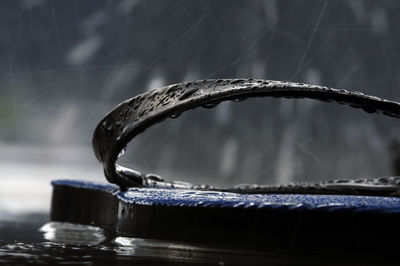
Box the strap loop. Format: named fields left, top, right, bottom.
left=92, top=79, right=400, bottom=194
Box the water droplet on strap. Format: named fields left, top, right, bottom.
left=361, top=106, right=376, bottom=113
left=170, top=112, right=182, bottom=119
left=146, top=173, right=164, bottom=182
left=229, top=79, right=245, bottom=84
left=118, top=146, right=127, bottom=158
left=179, top=88, right=198, bottom=100
left=231, top=97, right=247, bottom=102
left=202, top=101, right=220, bottom=109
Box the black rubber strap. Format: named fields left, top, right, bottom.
left=92, top=79, right=400, bottom=195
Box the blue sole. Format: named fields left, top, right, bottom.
left=50, top=179, right=400, bottom=256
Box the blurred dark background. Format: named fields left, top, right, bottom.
left=1, top=0, right=400, bottom=211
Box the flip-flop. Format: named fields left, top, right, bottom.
left=51, top=79, right=400, bottom=257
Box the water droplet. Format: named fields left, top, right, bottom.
left=118, top=146, right=127, bottom=158
left=231, top=97, right=247, bottom=102
left=146, top=173, right=164, bottom=182
left=179, top=88, right=198, bottom=100
left=167, top=84, right=180, bottom=93
left=229, top=79, right=244, bottom=84
left=170, top=112, right=181, bottom=118
left=362, top=106, right=376, bottom=113
left=202, top=101, right=220, bottom=109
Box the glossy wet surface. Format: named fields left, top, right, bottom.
left=0, top=212, right=278, bottom=265
left=0, top=212, right=398, bottom=265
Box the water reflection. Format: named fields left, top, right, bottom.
left=40, top=222, right=106, bottom=246
left=114, top=236, right=270, bottom=264
left=38, top=222, right=273, bottom=264
left=0, top=217, right=398, bottom=265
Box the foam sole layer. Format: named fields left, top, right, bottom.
left=51, top=180, right=400, bottom=256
